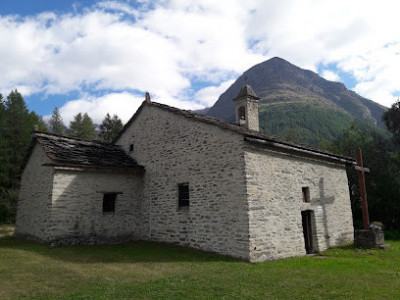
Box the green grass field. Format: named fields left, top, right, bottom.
left=1, top=225, right=399, bottom=299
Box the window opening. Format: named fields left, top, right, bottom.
left=129, top=144, right=134, bottom=152
left=302, top=187, right=310, bottom=203
left=103, top=193, right=117, bottom=213
left=178, top=183, right=190, bottom=208
left=238, top=106, right=246, bottom=120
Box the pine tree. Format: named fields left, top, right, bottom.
left=49, top=107, right=64, bottom=135
left=29, top=112, right=48, bottom=132
left=99, top=113, right=123, bottom=143
left=67, top=112, right=96, bottom=139
left=66, top=112, right=83, bottom=137
left=0, top=94, right=9, bottom=199
left=4, top=90, right=31, bottom=189
left=0, top=90, right=46, bottom=222
left=81, top=113, right=96, bottom=139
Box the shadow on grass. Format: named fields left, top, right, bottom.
left=329, top=243, right=354, bottom=251
left=0, top=234, right=237, bottom=264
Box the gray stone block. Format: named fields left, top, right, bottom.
left=354, top=229, right=386, bottom=248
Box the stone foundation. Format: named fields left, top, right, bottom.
left=354, top=229, right=387, bottom=249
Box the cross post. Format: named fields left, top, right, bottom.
left=354, top=148, right=370, bottom=229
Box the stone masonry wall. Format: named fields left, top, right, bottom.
left=246, top=99, right=260, bottom=132
left=245, top=146, right=354, bottom=262
left=49, top=169, right=143, bottom=245
left=116, top=105, right=250, bottom=260
left=15, top=145, right=54, bottom=241
left=233, top=98, right=259, bottom=131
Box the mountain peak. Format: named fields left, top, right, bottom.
left=261, top=56, right=297, bottom=67
left=267, top=56, right=290, bottom=63
left=206, top=57, right=386, bottom=145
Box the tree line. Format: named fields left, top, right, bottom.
left=49, top=107, right=123, bottom=142
left=0, top=90, right=124, bottom=222
left=316, top=101, right=400, bottom=233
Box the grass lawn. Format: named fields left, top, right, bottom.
left=1, top=225, right=399, bottom=299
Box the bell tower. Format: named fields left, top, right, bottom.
left=232, top=85, right=260, bottom=132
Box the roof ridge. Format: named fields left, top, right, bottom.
left=114, top=100, right=354, bottom=164
left=33, top=131, right=113, bottom=146
left=137, top=101, right=354, bottom=163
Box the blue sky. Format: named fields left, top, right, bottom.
left=1, top=0, right=400, bottom=125
left=1, top=1, right=91, bottom=15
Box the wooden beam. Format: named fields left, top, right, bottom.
left=354, top=166, right=370, bottom=173
left=356, top=148, right=370, bottom=230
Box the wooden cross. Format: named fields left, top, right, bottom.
left=354, top=148, right=370, bottom=229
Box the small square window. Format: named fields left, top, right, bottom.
left=178, top=183, right=189, bottom=208
left=103, top=193, right=117, bottom=212
left=129, top=144, right=134, bottom=152
left=302, top=187, right=310, bottom=203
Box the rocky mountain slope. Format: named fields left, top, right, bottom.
left=206, top=57, right=387, bottom=145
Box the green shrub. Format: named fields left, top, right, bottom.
left=384, top=230, right=400, bottom=241
left=0, top=204, right=7, bottom=223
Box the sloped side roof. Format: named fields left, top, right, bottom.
left=32, top=132, right=144, bottom=172
left=116, top=101, right=355, bottom=165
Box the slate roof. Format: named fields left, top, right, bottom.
left=233, top=84, right=260, bottom=100
left=32, top=132, right=144, bottom=172
left=116, top=100, right=355, bottom=166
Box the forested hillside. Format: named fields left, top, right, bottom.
left=259, top=103, right=390, bottom=145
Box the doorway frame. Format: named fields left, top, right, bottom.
left=301, top=210, right=314, bottom=254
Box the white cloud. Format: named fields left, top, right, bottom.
left=53, top=92, right=144, bottom=125
left=0, top=10, right=190, bottom=98
left=194, top=79, right=235, bottom=107
left=51, top=90, right=205, bottom=126
left=1, top=0, right=400, bottom=114
left=96, top=1, right=139, bottom=16
left=339, top=41, right=400, bottom=106
left=244, top=0, right=400, bottom=105
left=138, top=1, right=265, bottom=79
left=321, top=70, right=340, bottom=82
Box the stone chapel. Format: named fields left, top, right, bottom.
left=15, top=85, right=355, bottom=262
